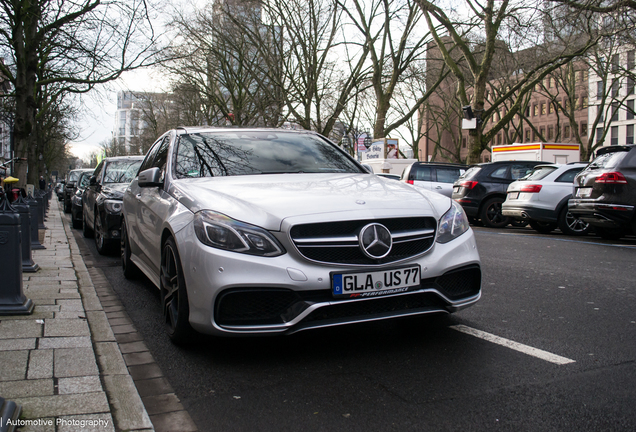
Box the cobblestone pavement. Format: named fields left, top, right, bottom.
left=0, top=197, right=153, bottom=432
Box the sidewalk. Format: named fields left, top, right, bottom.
left=0, top=197, right=153, bottom=432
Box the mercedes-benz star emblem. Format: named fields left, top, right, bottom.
left=359, top=223, right=392, bottom=259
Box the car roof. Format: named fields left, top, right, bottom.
left=174, top=126, right=322, bottom=136
left=102, top=155, right=144, bottom=162
left=412, top=161, right=467, bottom=168
left=596, top=144, right=636, bottom=156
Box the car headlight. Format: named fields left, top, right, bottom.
left=193, top=210, right=285, bottom=257
left=104, top=199, right=123, bottom=214
left=436, top=200, right=470, bottom=244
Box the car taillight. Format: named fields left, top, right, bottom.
left=461, top=181, right=478, bottom=189
left=595, top=172, right=627, bottom=184
left=520, top=184, right=542, bottom=193
left=406, top=180, right=414, bottom=185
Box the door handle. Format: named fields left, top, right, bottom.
left=135, top=194, right=141, bottom=200
left=435, top=186, right=442, bottom=189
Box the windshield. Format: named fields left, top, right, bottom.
left=68, top=171, right=81, bottom=182
left=523, top=166, right=557, bottom=181
left=174, top=131, right=363, bottom=178
left=103, top=160, right=142, bottom=184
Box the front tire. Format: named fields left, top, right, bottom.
left=83, top=212, right=94, bottom=238
left=94, top=212, right=113, bottom=255
left=161, top=237, right=196, bottom=344
left=121, top=218, right=140, bottom=279
left=557, top=208, right=590, bottom=236
left=479, top=197, right=510, bottom=228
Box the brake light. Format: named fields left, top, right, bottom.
left=520, top=184, right=542, bottom=193
left=461, top=181, right=478, bottom=189
left=406, top=180, right=414, bottom=185
left=595, top=172, right=627, bottom=184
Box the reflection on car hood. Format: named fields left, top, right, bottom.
left=171, top=173, right=450, bottom=230
left=102, top=182, right=129, bottom=199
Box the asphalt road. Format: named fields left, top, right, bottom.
left=71, top=216, right=636, bottom=432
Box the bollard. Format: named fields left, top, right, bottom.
left=13, top=195, right=39, bottom=273
left=27, top=194, right=45, bottom=250
left=33, top=190, right=47, bottom=230
left=0, top=195, right=34, bottom=315
left=0, top=396, right=23, bottom=432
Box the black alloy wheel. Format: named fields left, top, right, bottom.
left=529, top=220, right=557, bottom=234
left=557, top=208, right=590, bottom=236
left=160, top=237, right=195, bottom=344
left=480, top=197, right=511, bottom=228
left=94, top=212, right=112, bottom=255
left=121, top=218, right=139, bottom=279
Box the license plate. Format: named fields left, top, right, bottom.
left=453, top=186, right=460, bottom=193
left=332, top=266, right=420, bottom=298
left=508, top=192, right=519, bottom=199
left=576, top=187, right=592, bottom=198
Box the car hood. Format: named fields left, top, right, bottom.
left=101, top=182, right=129, bottom=199
left=170, top=173, right=450, bottom=231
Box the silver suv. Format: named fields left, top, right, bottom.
left=402, top=162, right=467, bottom=197
left=121, top=128, right=482, bottom=343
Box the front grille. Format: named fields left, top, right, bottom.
left=433, top=265, right=481, bottom=300
left=290, top=217, right=437, bottom=265
left=215, top=289, right=303, bottom=325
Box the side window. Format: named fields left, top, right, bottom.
left=152, top=136, right=172, bottom=182
left=138, top=138, right=164, bottom=174
left=93, top=162, right=104, bottom=183
left=413, top=166, right=432, bottom=181
left=436, top=168, right=460, bottom=184
left=490, top=166, right=508, bottom=179
left=555, top=168, right=583, bottom=183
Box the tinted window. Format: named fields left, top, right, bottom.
left=589, top=151, right=628, bottom=169
left=93, top=162, right=104, bottom=183
left=138, top=138, right=164, bottom=173
left=510, top=164, right=535, bottom=180
left=412, top=166, right=433, bottom=181
left=490, top=166, right=508, bottom=179
left=153, top=136, right=171, bottom=170
left=460, top=166, right=481, bottom=180
left=436, top=167, right=462, bottom=183
left=524, top=166, right=557, bottom=181
left=103, top=160, right=143, bottom=184
left=174, top=131, right=362, bottom=178
left=555, top=168, right=584, bottom=183
left=78, top=173, right=92, bottom=188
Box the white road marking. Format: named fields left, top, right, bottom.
left=450, top=325, right=576, bottom=365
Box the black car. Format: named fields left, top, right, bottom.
left=63, top=169, right=93, bottom=213
left=569, top=144, right=636, bottom=239
left=402, top=162, right=467, bottom=197
left=55, top=181, right=65, bottom=200
left=82, top=156, right=143, bottom=254
left=70, top=170, right=94, bottom=229
left=452, top=160, right=547, bottom=228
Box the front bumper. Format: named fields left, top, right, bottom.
left=101, top=210, right=123, bottom=240
left=177, top=222, right=482, bottom=336
left=568, top=199, right=635, bottom=228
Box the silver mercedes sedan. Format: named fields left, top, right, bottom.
left=121, top=127, right=481, bottom=343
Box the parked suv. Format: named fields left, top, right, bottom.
left=502, top=163, right=590, bottom=235
left=63, top=169, right=93, bottom=213
left=569, top=145, right=636, bottom=239
left=402, top=162, right=467, bottom=197
left=83, top=156, right=143, bottom=254
left=452, top=160, right=546, bottom=228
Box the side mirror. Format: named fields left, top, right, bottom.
left=89, top=176, right=97, bottom=186
left=138, top=167, right=163, bottom=188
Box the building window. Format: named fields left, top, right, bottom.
left=540, top=127, right=545, bottom=139
left=525, top=106, right=530, bottom=117
left=611, top=54, right=620, bottom=73
left=628, top=50, right=635, bottom=69
left=533, top=104, right=539, bottom=116
left=525, top=129, right=531, bottom=142
left=581, top=123, right=587, bottom=136
left=548, top=126, right=554, bottom=140
left=611, top=79, right=619, bottom=97
left=549, top=103, right=555, bottom=114
left=582, top=96, right=588, bottom=109
left=541, top=103, right=546, bottom=115
left=497, top=134, right=502, bottom=145
left=611, top=126, right=619, bottom=145
left=627, top=125, right=634, bottom=145
left=564, top=125, right=570, bottom=138
left=549, top=77, right=555, bottom=88
left=462, top=137, right=467, bottom=148
left=627, top=77, right=635, bottom=95
left=611, top=102, right=619, bottom=121
left=598, top=105, right=604, bottom=122
left=627, top=100, right=635, bottom=120
left=597, top=81, right=604, bottom=99
left=596, top=127, right=604, bottom=143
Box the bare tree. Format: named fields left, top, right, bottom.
left=414, top=0, right=600, bottom=164
left=0, top=0, right=160, bottom=188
